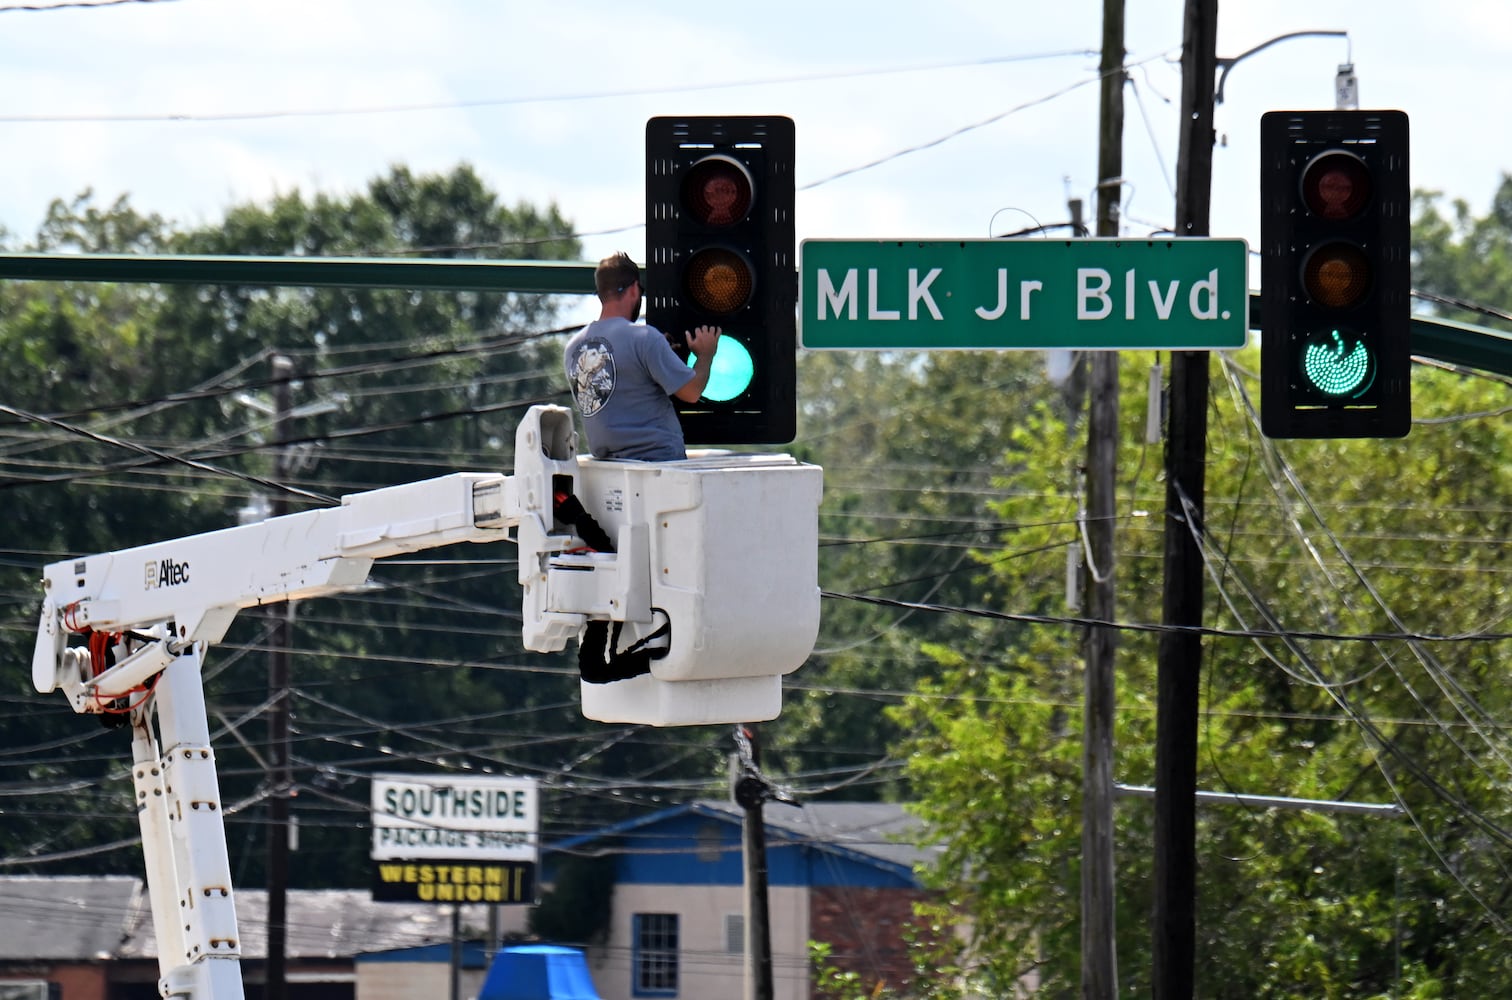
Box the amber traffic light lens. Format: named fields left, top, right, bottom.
left=1301, top=151, right=1371, bottom=220
left=683, top=155, right=754, bottom=227
left=684, top=247, right=755, bottom=314
left=1302, top=241, right=1371, bottom=309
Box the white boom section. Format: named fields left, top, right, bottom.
left=29, top=470, right=514, bottom=1000
left=26, top=404, right=821, bottom=998
left=33, top=405, right=821, bottom=723
left=31, top=470, right=514, bottom=708
left=131, top=643, right=246, bottom=1000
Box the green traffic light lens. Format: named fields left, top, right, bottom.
left=1301, top=327, right=1376, bottom=398
left=691, top=336, right=754, bottom=402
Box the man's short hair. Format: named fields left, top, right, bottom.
left=595, top=252, right=640, bottom=300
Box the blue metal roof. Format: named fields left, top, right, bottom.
left=355, top=941, right=491, bottom=968
left=543, top=800, right=936, bottom=889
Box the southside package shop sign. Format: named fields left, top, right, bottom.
left=371, top=773, right=538, bottom=862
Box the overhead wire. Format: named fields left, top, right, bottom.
left=798, top=47, right=1178, bottom=192
left=0, top=50, right=1100, bottom=125
left=0, top=234, right=1505, bottom=895
left=1411, top=288, right=1512, bottom=327
left=1204, top=356, right=1512, bottom=922
left=0, top=399, right=338, bottom=503
left=2, top=346, right=1499, bottom=816
left=0, top=44, right=1178, bottom=260
left=820, top=589, right=1509, bottom=645
left=1216, top=358, right=1511, bottom=771
left=0, top=307, right=571, bottom=432
left=0, top=0, right=174, bottom=11
left=0, top=108, right=1503, bottom=996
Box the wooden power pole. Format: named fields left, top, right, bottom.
left=266, top=354, right=293, bottom=1000
left=1155, top=2, right=1218, bottom=998
left=1082, top=0, right=1125, bottom=996
left=735, top=725, right=773, bottom=1000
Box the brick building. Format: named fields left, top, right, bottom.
left=546, top=800, right=939, bottom=999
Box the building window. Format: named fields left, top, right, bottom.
left=725, top=912, right=745, bottom=954
left=633, top=912, right=680, bottom=996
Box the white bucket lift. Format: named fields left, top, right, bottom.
left=509, top=405, right=823, bottom=726
left=571, top=453, right=821, bottom=725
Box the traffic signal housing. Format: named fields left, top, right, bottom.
left=1260, top=110, right=1410, bottom=438
left=646, top=116, right=796, bottom=445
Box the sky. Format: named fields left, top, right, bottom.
left=0, top=0, right=1508, bottom=327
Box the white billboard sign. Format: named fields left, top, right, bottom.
left=370, top=773, right=539, bottom=862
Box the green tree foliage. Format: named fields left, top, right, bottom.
left=0, top=196, right=206, bottom=873
left=773, top=348, right=1060, bottom=796
left=1412, top=174, right=1512, bottom=333
left=0, top=169, right=729, bottom=890
left=887, top=183, right=1512, bottom=996
left=1, top=162, right=1506, bottom=998
left=527, top=853, right=615, bottom=946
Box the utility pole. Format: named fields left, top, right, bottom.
left=265, top=353, right=293, bottom=1000
left=1154, top=2, right=1217, bottom=999
left=1082, top=0, right=1124, bottom=996
left=734, top=725, right=773, bottom=1000
left=449, top=906, right=463, bottom=1000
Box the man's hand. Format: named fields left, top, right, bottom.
left=673, top=325, right=723, bottom=403
left=685, top=325, right=721, bottom=358
left=663, top=328, right=687, bottom=354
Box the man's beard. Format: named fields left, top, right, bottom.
left=631, top=292, right=643, bottom=323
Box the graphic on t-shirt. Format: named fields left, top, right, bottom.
left=568, top=339, right=616, bottom=417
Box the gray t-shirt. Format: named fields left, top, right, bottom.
left=564, top=317, right=694, bottom=460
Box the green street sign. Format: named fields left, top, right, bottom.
left=800, top=238, right=1250, bottom=350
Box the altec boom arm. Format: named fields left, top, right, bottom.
left=33, top=470, right=518, bottom=710
left=30, top=466, right=538, bottom=1000
left=27, top=405, right=821, bottom=999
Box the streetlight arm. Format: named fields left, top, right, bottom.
left=1215, top=30, right=1348, bottom=104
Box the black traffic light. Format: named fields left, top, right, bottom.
left=1260, top=110, right=1410, bottom=438
left=646, top=115, right=796, bottom=445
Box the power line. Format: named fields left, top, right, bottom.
left=0, top=399, right=339, bottom=503
left=0, top=0, right=174, bottom=12
left=820, top=590, right=1511, bottom=645
left=799, top=48, right=1176, bottom=191
left=0, top=323, right=571, bottom=427
left=1412, top=288, right=1512, bottom=327
left=0, top=50, right=1096, bottom=124
left=1, top=280, right=1505, bottom=908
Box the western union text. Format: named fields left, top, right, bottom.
left=375, top=862, right=532, bottom=903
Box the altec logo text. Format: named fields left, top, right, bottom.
left=144, top=558, right=191, bottom=589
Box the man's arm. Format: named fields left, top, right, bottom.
left=673, top=325, right=721, bottom=403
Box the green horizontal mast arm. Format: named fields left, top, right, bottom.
left=0, top=253, right=598, bottom=295
left=1248, top=292, right=1512, bottom=378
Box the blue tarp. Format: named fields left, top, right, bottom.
left=478, top=945, right=602, bottom=1000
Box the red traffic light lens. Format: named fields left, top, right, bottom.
left=1302, top=241, right=1371, bottom=309
left=1301, top=151, right=1370, bottom=220
left=683, top=155, right=754, bottom=227
left=684, top=247, right=755, bottom=314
